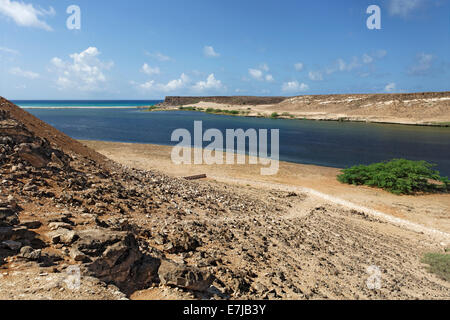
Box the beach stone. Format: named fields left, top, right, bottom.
left=69, top=247, right=90, bottom=262
left=47, top=229, right=78, bottom=245
left=19, top=246, right=41, bottom=261
left=0, top=227, right=13, bottom=241
left=48, top=221, right=73, bottom=230
left=20, top=220, right=42, bottom=229
left=50, top=152, right=65, bottom=167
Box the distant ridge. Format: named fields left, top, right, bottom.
left=162, top=96, right=287, bottom=106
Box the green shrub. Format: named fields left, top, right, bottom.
left=179, top=106, right=197, bottom=111
left=337, top=159, right=449, bottom=195
left=206, top=108, right=215, bottom=113
left=271, top=112, right=279, bottom=118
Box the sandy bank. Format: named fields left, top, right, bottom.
left=156, top=92, right=450, bottom=126
left=81, top=140, right=450, bottom=234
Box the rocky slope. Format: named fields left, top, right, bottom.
left=163, top=91, right=450, bottom=125
left=1, top=97, right=449, bottom=299
left=275, top=91, right=450, bottom=124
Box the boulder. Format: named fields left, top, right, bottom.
left=1, top=240, right=21, bottom=251
left=0, top=207, right=18, bottom=226
left=158, top=259, right=214, bottom=291
left=74, top=228, right=160, bottom=294
left=19, top=220, right=42, bottom=229
left=19, top=246, right=41, bottom=260
left=18, top=150, right=49, bottom=168
left=47, top=228, right=78, bottom=245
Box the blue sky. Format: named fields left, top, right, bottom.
left=0, top=0, right=449, bottom=99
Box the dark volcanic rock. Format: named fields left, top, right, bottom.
left=158, top=259, right=214, bottom=292
left=75, top=228, right=160, bottom=294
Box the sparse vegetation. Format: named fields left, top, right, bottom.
left=271, top=112, right=279, bottom=118
left=204, top=108, right=241, bottom=115
left=146, top=105, right=160, bottom=111
left=337, top=159, right=450, bottom=195
left=422, top=253, right=450, bottom=281
left=178, top=106, right=198, bottom=111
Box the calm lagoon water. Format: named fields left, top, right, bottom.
left=17, top=105, right=450, bottom=176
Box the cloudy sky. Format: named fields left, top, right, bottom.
left=0, top=0, right=449, bottom=99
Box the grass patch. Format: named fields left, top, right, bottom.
left=422, top=253, right=450, bottom=281
left=146, top=105, right=160, bottom=111
left=179, top=106, right=198, bottom=111
left=337, top=159, right=450, bottom=195
left=205, top=108, right=241, bottom=115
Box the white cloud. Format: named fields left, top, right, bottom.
left=139, top=73, right=189, bottom=92
left=0, top=0, right=55, bottom=31
left=249, top=66, right=273, bottom=82
left=203, top=46, right=220, bottom=58
left=388, top=0, right=425, bottom=17
left=249, top=68, right=264, bottom=81
left=9, top=66, right=39, bottom=79
left=408, top=53, right=434, bottom=75
left=50, top=47, right=114, bottom=91
left=193, top=73, right=224, bottom=91
left=385, top=82, right=396, bottom=92
left=139, top=80, right=155, bottom=90
left=146, top=51, right=171, bottom=62
left=323, top=51, right=387, bottom=77
left=260, top=63, right=269, bottom=72
left=308, top=71, right=323, bottom=81
left=0, top=46, right=19, bottom=55
left=159, top=73, right=190, bottom=92
left=374, top=49, right=387, bottom=59
left=294, top=63, right=304, bottom=72
left=362, top=54, right=374, bottom=64
left=282, top=81, right=309, bottom=93
left=141, top=63, right=160, bottom=76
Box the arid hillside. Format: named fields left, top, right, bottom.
left=164, top=91, right=450, bottom=125
left=274, top=91, right=450, bottom=124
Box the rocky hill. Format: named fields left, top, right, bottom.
left=162, top=91, right=450, bottom=125
left=162, top=96, right=287, bottom=106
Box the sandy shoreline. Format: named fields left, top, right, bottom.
left=81, top=140, right=450, bottom=234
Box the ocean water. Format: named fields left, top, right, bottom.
left=13, top=100, right=162, bottom=108
left=17, top=102, right=450, bottom=177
